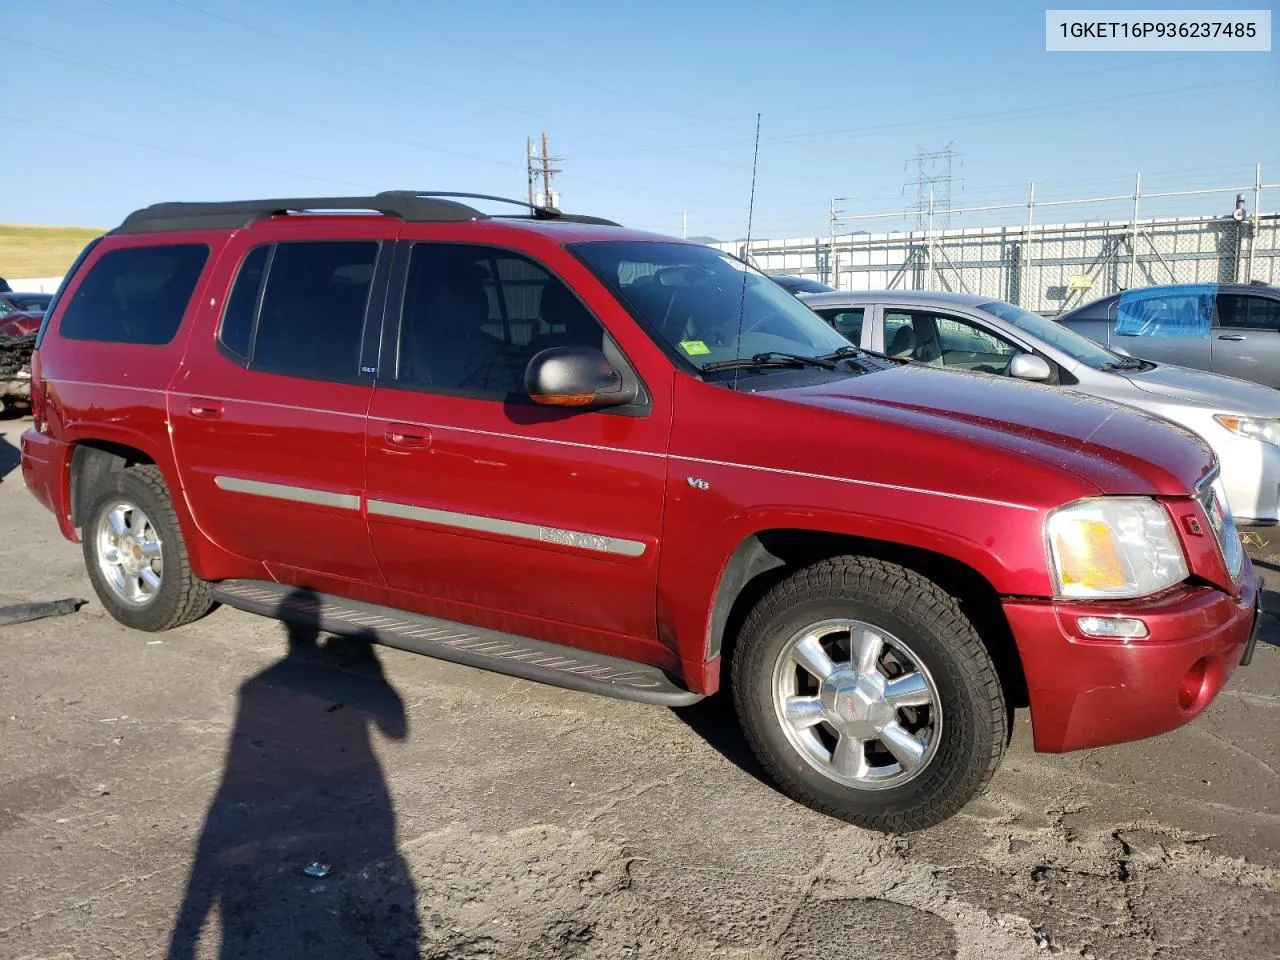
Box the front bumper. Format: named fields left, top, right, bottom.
left=1003, top=564, right=1258, bottom=753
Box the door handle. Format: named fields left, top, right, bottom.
left=187, top=399, right=223, bottom=420
left=1217, top=334, right=1246, bottom=341
left=385, top=425, right=430, bottom=449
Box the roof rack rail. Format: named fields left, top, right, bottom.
left=115, top=190, right=620, bottom=234
left=386, top=191, right=621, bottom=227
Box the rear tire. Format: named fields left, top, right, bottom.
left=81, top=464, right=214, bottom=631
left=731, top=556, right=1007, bottom=833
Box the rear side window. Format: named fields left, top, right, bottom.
left=59, top=244, right=209, bottom=345
left=229, top=241, right=378, bottom=381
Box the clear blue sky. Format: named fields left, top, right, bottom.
left=2, top=0, right=1276, bottom=238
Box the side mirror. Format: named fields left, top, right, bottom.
left=525, top=345, right=638, bottom=408
left=1010, top=353, right=1052, bottom=382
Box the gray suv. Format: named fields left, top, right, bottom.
left=1056, top=282, right=1280, bottom=390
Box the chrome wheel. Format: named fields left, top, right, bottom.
left=772, top=618, right=942, bottom=790
left=95, top=500, right=163, bottom=607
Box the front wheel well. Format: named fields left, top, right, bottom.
left=70, top=441, right=156, bottom=529
left=711, top=529, right=1028, bottom=710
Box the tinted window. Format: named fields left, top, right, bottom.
left=250, top=241, right=377, bottom=381
left=1217, top=294, right=1280, bottom=330
left=817, top=308, right=865, bottom=343
left=397, top=243, right=605, bottom=398
left=59, top=244, right=209, bottom=344
left=219, top=245, right=270, bottom=360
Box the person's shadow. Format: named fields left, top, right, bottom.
left=166, top=588, right=420, bottom=959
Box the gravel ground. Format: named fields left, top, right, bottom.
left=0, top=413, right=1276, bottom=960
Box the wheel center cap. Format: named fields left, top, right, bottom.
left=820, top=668, right=892, bottom=738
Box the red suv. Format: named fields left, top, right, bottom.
left=21, top=191, right=1261, bottom=831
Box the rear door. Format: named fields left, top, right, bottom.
left=167, top=224, right=394, bottom=581
left=1210, top=291, right=1280, bottom=388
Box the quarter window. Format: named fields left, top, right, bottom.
left=59, top=244, right=209, bottom=345
left=396, top=243, right=605, bottom=399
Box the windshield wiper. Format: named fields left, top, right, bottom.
left=701, top=351, right=838, bottom=373
left=1102, top=356, right=1146, bottom=371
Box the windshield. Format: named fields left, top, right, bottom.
left=571, top=241, right=851, bottom=371
left=979, top=300, right=1122, bottom=369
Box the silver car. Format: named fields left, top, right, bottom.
left=801, top=290, right=1280, bottom=528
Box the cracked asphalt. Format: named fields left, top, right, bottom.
left=0, top=414, right=1277, bottom=959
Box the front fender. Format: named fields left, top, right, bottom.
left=656, top=495, right=1051, bottom=695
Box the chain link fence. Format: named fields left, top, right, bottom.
left=723, top=172, right=1278, bottom=316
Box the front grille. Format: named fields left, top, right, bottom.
left=1197, top=473, right=1246, bottom=580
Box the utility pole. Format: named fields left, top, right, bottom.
left=905, top=143, right=962, bottom=229
left=526, top=136, right=536, bottom=207
left=525, top=132, right=562, bottom=209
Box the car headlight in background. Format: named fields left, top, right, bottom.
left=1045, top=497, right=1189, bottom=599
left=1214, top=414, right=1280, bottom=447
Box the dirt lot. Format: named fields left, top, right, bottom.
left=0, top=414, right=1276, bottom=960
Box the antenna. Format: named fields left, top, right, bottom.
left=732, top=112, right=763, bottom=393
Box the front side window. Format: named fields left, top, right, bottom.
left=1113, top=288, right=1214, bottom=339
left=247, top=241, right=377, bottom=381
left=59, top=244, right=209, bottom=345
left=884, top=310, right=1021, bottom=373
left=570, top=241, right=849, bottom=371
left=396, top=243, right=606, bottom=399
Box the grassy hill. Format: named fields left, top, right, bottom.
left=0, top=224, right=104, bottom=279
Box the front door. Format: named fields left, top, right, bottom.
left=1110, top=287, right=1214, bottom=370
left=1211, top=291, right=1280, bottom=389
left=168, top=226, right=393, bottom=582
left=363, top=239, right=671, bottom=654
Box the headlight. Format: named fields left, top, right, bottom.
left=1045, top=497, right=1188, bottom=599
left=1214, top=414, right=1280, bottom=447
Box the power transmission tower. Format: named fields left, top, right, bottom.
left=906, top=143, right=962, bottom=228
left=526, top=132, right=562, bottom=209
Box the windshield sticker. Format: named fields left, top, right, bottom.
left=679, top=340, right=712, bottom=356
left=1114, top=291, right=1212, bottom=339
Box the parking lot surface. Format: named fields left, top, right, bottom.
left=0, top=414, right=1276, bottom=960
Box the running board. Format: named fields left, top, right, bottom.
left=212, top=579, right=704, bottom=707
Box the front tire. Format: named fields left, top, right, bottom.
left=731, top=556, right=1007, bottom=833
left=81, top=464, right=214, bottom=631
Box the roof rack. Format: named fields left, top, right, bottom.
left=115, top=190, right=620, bottom=234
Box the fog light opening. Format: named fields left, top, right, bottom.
left=1178, top=658, right=1209, bottom=712
left=1076, top=615, right=1149, bottom=639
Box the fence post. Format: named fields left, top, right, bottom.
left=1022, top=181, right=1035, bottom=307
left=1247, top=163, right=1261, bottom=282
left=1128, top=172, right=1141, bottom=288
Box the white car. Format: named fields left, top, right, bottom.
left=802, top=290, right=1280, bottom=535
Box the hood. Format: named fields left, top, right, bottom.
left=779, top=363, right=1215, bottom=497
left=1123, top=362, right=1280, bottom=415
